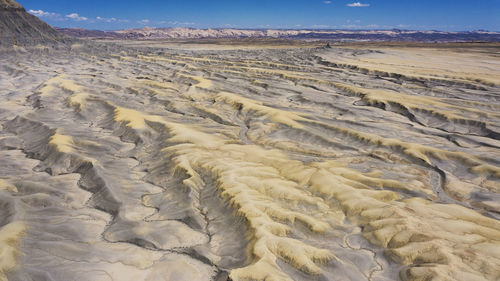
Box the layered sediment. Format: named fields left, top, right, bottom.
left=0, top=0, right=61, bottom=46
left=0, top=41, right=499, bottom=281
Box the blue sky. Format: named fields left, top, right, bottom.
left=18, top=0, right=500, bottom=31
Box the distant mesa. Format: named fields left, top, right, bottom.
left=0, top=0, right=61, bottom=46
left=57, top=26, right=500, bottom=42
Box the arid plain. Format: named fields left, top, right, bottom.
left=1, top=40, right=500, bottom=281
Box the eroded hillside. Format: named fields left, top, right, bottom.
left=1, top=42, right=499, bottom=281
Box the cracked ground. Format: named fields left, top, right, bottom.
left=1, top=41, right=500, bottom=281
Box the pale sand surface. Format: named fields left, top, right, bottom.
left=0, top=41, right=499, bottom=281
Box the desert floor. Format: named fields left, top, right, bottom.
left=1, top=40, right=499, bottom=281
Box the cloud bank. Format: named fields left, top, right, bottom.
left=28, top=9, right=59, bottom=18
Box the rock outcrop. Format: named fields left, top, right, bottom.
left=0, top=0, right=61, bottom=46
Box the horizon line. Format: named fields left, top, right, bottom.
left=53, top=26, right=500, bottom=33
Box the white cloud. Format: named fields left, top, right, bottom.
left=29, top=9, right=92, bottom=22
left=323, top=1, right=332, bottom=4
left=28, top=9, right=60, bottom=18
left=96, top=16, right=117, bottom=23
left=66, top=13, right=88, bottom=21
left=30, top=9, right=130, bottom=24
left=138, top=19, right=150, bottom=24
left=347, top=2, right=370, bottom=7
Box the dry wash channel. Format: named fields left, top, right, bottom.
left=0, top=41, right=499, bottom=281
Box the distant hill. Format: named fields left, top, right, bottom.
left=56, top=27, right=500, bottom=42
left=0, top=0, right=61, bottom=46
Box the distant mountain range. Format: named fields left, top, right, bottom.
left=57, top=27, right=500, bottom=42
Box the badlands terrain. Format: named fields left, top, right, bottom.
left=57, top=27, right=500, bottom=42
left=1, top=39, right=500, bottom=281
